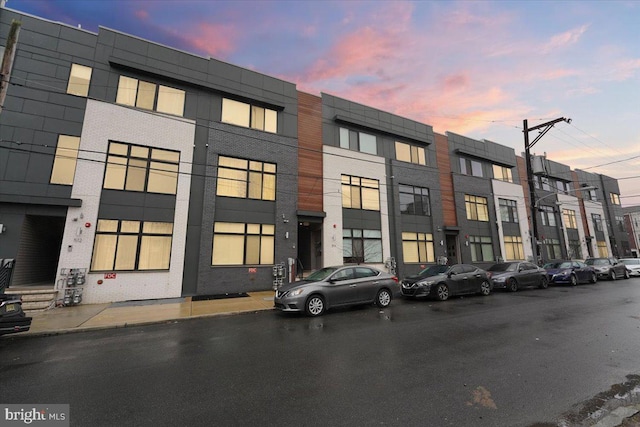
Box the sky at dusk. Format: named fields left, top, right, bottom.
left=6, top=0, right=640, bottom=205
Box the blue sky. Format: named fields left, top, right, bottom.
left=7, top=0, right=640, bottom=205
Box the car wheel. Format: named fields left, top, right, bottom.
left=375, top=289, right=392, bottom=308
left=589, top=272, right=597, bottom=284
left=480, top=280, right=491, bottom=296
left=539, top=276, right=549, bottom=289
left=305, top=295, right=325, bottom=317
left=610, top=270, right=616, bottom=281
left=435, top=283, right=449, bottom=301
left=570, top=275, right=578, bottom=286
left=508, top=278, right=518, bottom=292
left=623, top=269, right=630, bottom=279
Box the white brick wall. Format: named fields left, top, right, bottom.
left=582, top=200, right=611, bottom=257
left=492, top=179, right=533, bottom=261
left=56, top=100, right=195, bottom=303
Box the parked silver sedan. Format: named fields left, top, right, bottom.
left=274, top=265, right=399, bottom=316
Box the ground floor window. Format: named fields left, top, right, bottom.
left=469, top=236, right=494, bottom=262
left=402, top=232, right=434, bottom=263
left=343, top=229, right=382, bottom=264
left=212, top=222, right=275, bottom=265
left=91, top=220, right=173, bottom=271
left=504, top=235, right=524, bottom=260
left=543, top=238, right=563, bottom=260
left=597, top=240, right=609, bottom=257
left=568, top=240, right=582, bottom=259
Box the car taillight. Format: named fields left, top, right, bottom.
left=486, top=272, right=492, bottom=278
left=392, top=276, right=399, bottom=283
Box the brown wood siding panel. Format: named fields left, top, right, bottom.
left=297, top=92, right=323, bottom=212
left=516, top=155, right=532, bottom=230
left=434, top=133, right=457, bottom=226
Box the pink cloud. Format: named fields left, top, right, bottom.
left=542, top=24, right=590, bottom=53
left=185, top=22, right=238, bottom=57
left=134, top=9, right=149, bottom=20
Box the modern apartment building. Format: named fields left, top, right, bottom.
left=0, top=5, right=631, bottom=306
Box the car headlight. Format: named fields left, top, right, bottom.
left=289, top=289, right=304, bottom=296
left=493, top=276, right=506, bottom=282
left=417, top=280, right=434, bottom=287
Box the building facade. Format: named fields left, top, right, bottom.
left=0, top=5, right=632, bottom=305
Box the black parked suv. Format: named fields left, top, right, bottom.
left=584, top=257, right=629, bottom=280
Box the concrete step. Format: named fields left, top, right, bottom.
left=5, top=288, right=57, bottom=313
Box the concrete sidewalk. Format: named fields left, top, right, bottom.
left=15, top=291, right=275, bottom=337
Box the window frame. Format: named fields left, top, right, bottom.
left=343, top=229, right=383, bottom=264
left=211, top=222, right=275, bottom=266
left=540, top=205, right=557, bottom=227
left=465, top=195, right=489, bottom=222
left=221, top=98, right=277, bottom=133
left=562, top=209, right=578, bottom=229
left=499, top=198, right=519, bottom=223
left=402, top=232, right=435, bottom=263
left=216, top=156, right=277, bottom=201
left=504, top=235, right=524, bottom=261
left=50, top=135, right=81, bottom=185
left=469, top=235, right=494, bottom=262
left=116, top=75, right=185, bottom=117
left=399, top=185, right=431, bottom=216
left=492, top=165, right=513, bottom=183
left=339, top=127, right=377, bottom=155
left=66, top=63, right=92, bottom=97
left=460, top=158, right=483, bottom=177
left=341, top=175, right=380, bottom=211
left=395, top=141, right=426, bottom=165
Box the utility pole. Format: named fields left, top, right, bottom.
left=0, top=19, right=21, bottom=116
left=523, top=117, right=571, bottom=264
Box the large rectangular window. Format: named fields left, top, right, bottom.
left=343, top=229, right=382, bottom=264
left=116, top=76, right=185, bottom=116
left=395, top=142, right=426, bottom=165
left=339, top=127, right=377, bottom=155
left=103, top=142, right=180, bottom=195
left=460, top=158, right=483, bottom=177
left=563, top=209, right=578, bottom=229
left=469, top=236, right=494, bottom=262
left=540, top=206, right=556, bottom=227
left=342, top=175, right=380, bottom=211
left=212, top=222, right=275, bottom=265
left=492, top=165, right=513, bottom=183
left=592, top=214, right=603, bottom=232
left=568, top=240, right=582, bottom=259
left=91, top=220, right=173, bottom=271
left=50, top=135, right=80, bottom=185
left=610, top=193, right=621, bottom=205
left=504, top=236, right=524, bottom=260
left=66, top=63, right=92, bottom=97
left=499, top=199, right=519, bottom=223
left=465, top=195, right=489, bottom=221
left=399, top=185, right=430, bottom=216
left=216, top=156, right=276, bottom=201
left=402, top=232, right=434, bottom=263
left=544, top=239, right=563, bottom=260
left=597, top=240, right=609, bottom=257
left=221, top=98, right=277, bottom=133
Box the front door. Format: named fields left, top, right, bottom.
left=446, top=234, right=459, bottom=264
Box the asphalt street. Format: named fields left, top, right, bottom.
left=1, top=278, right=639, bottom=426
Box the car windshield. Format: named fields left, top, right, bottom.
left=585, top=259, right=607, bottom=266
left=305, top=267, right=339, bottom=281
left=488, top=263, right=518, bottom=272
left=418, top=265, right=450, bottom=277
left=621, top=259, right=639, bottom=265
left=544, top=262, right=572, bottom=269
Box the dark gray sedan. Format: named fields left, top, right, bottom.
left=487, top=261, right=548, bottom=292
left=274, top=265, right=399, bottom=316
left=401, top=264, right=491, bottom=301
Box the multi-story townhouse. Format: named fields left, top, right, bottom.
left=319, top=93, right=440, bottom=280
left=621, top=207, right=640, bottom=257
left=442, top=133, right=530, bottom=268
left=574, top=170, right=630, bottom=258
left=0, top=7, right=298, bottom=302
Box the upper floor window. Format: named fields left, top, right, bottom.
left=104, top=142, right=180, bottom=195
left=465, top=195, right=488, bottom=221
left=562, top=209, right=578, bottom=229
left=91, top=219, right=173, bottom=271
left=50, top=135, right=80, bottom=185
left=592, top=213, right=603, bottom=232
left=221, top=98, right=277, bottom=133
left=610, top=193, right=621, bottom=205
left=116, top=76, right=185, bottom=116
left=584, top=188, right=597, bottom=201
left=616, top=215, right=625, bottom=231
left=216, top=156, right=276, bottom=201
left=493, top=165, right=513, bottom=183
left=399, top=185, right=430, bottom=216
left=535, top=176, right=551, bottom=191
left=67, top=64, right=92, bottom=97
left=395, top=142, right=425, bottom=165
left=540, top=205, right=556, bottom=227
left=342, top=175, right=379, bottom=211
left=499, top=199, right=519, bottom=223
left=339, top=127, right=377, bottom=155
left=460, top=158, right=483, bottom=177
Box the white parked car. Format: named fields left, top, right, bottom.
left=619, top=258, right=640, bottom=277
